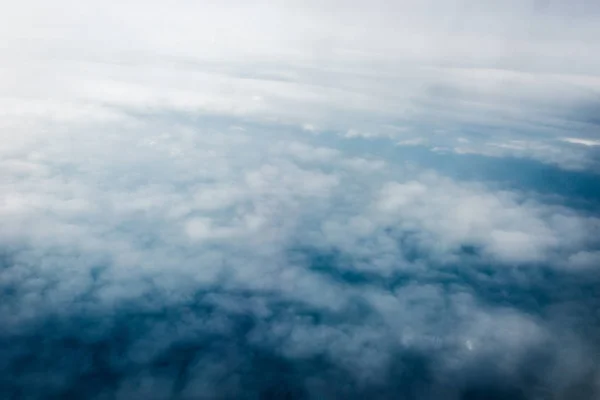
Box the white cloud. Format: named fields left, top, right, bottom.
left=0, top=113, right=598, bottom=396
left=396, top=138, right=426, bottom=146
left=1, top=0, right=599, bottom=170
left=1, top=1, right=600, bottom=396
left=562, top=137, right=600, bottom=147
left=451, top=139, right=600, bottom=171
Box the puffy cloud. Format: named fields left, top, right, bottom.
left=0, top=114, right=599, bottom=398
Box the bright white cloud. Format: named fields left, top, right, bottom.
left=1, top=0, right=600, bottom=170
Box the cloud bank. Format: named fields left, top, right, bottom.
left=1, top=1, right=600, bottom=399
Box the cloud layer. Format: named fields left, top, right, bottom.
left=1, top=1, right=600, bottom=399
left=1, top=117, right=600, bottom=398
left=2, top=0, right=600, bottom=169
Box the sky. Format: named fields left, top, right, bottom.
left=1, top=1, right=600, bottom=399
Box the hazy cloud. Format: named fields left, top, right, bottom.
left=1, top=1, right=600, bottom=398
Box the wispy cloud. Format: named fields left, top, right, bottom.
left=2, top=0, right=600, bottom=169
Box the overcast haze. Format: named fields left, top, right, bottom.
left=1, top=1, right=600, bottom=399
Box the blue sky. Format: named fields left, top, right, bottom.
left=1, top=1, right=600, bottom=399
